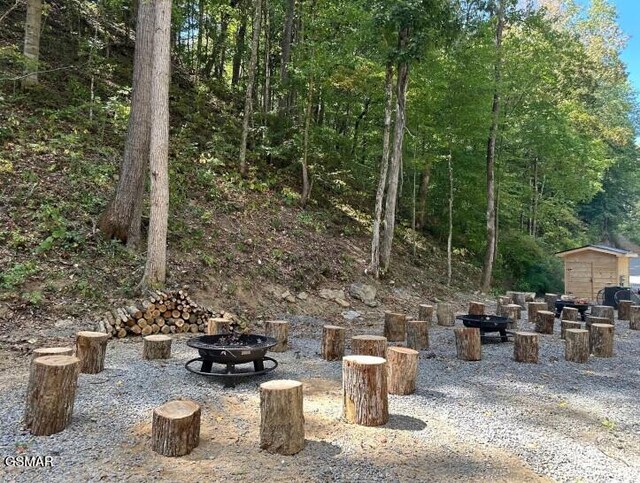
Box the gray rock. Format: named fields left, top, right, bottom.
left=297, top=292, right=308, bottom=300
left=348, top=283, right=377, bottom=307
left=319, top=288, right=345, bottom=301
left=342, top=310, right=362, bottom=320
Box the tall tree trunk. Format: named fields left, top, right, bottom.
left=480, top=1, right=504, bottom=293
left=22, top=0, right=43, bottom=88
left=216, top=9, right=231, bottom=78
left=238, top=0, right=262, bottom=177
left=231, top=5, right=247, bottom=86
left=279, top=0, right=295, bottom=113
left=141, top=0, right=172, bottom=288
left=196, top=0, right=204, bottom=76
left=447, top=150, right=453, bottom=286
left=369, top=62, right=394, bottom=278
left=351, top=97, right=371, bottom=156
left=380, top=28, right=410, bottom=273
left=416, top=160, right=431, bottom=230
left=98, top=0, right=154, bottom=248
left=301, top=78, right=313, bottom=206
left=263, top=0, right=271, bottom=113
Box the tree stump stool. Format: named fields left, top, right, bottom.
left=384, top=312, right=406, bottom=342
left=496, top=296, right=513, bottom=316
left=565, top=329, right=589, bottom=363
left=591, top=305, right=614, bottom=324
left=514, top=332, right=539, bottom=363
left=386, top=347, right=418, bottom=395
left=342, top=355, right=388, bottom=426
left=630, top=305, right=640, bottom=330
left=207, top=318, right=230, bottom=335
left=560, top=320, right=582, bottom=339
left=350, top=335, right=387, bottom=358
left=586, top=316, right=609, bottom=333
left=535, top=310, right=555, bottom=334
left=418, top=304, right=434, bottom=324
left=544, top=293, right=558, bottom=311
left=143, top=335, right=172, bottom=360
left=152, top=400, right=201, bottom=457
left=504, top=304, right=521, bottom=329
left=589, top=324, right=614, bottom=358
left=468, top=301, right=486, bottom=316
left=259, top=380, right=305, bottom=455
left=454, top=327, right=481, bottom=361
left=265, top=320, right=289, bottom=352
left=508, top=291, right=535, bottom=309
left=25, top=355, right=80, bottom=436
left=406, top=320, right=429, bottom=351
left=321, top=325, right=345, bottom=361
left=75, top=331, right=109, bottom=374
left=436, top=303, right=455, bottom=327
left=617, top=300, right=632, bottom=321
left=31, top=347, right=74, bottom=361
left=560, top=307, right=579, bottom=322
left=527, top=302, right=547, bottom=323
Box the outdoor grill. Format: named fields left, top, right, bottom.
left=456, top=314, right=511, bottom=343
left=185, top=334, right=278, bottom=387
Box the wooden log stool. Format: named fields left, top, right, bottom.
left=259, top=380, right=305, bottom=455
left=514, top=332, right=539, bottom=363
left=468, top=301, right=486, bottom=316
left=565, top=329, right=589, bottom=363
left=24, top=355, right=80, bottom=436
left=387, top=347, right=419, bottom=395
left=535, top=310, right=555, bottom=334
left=560, top=307, right=579, bottom=322
left=589, top=324, right=614, bottom=358
left=206, top=318, right=230, bottom=335
left=544, top=293, right=558, bottom=311
left=383, top=312, right=406, bottom=342
left=265, top=320, right=289, bottom=352
left=418, top=304, right=434, bottom=324
left=152, top=400, right=201, bottom=457
left=350, top=335, right=387, bottom=358
left=496, top=296, right=513, bottom=316
left=342, top=355, right=388, bottom=426
left=586, top=316, right=609, bottom=333
left=436, top=303, right=455, bottom=327
left=560, top=320, right=582, bottom=339
left=75, top=331, right=109, bottom=374
left=504, top=304, right=521, bottom=329
left=143, top=335, right=172, bottom=360
left=454, top=327, right=481, bottom=361
left=527, top=302, right=547, bottom=323
left=321, top=325, right=345, bottom=361
left=406, top=320, right=429, bottom=351
left=630, top=305, right=640, bottom=330
left=31, top=347, right=74, bottom=361
left=617, top=300, right=632, bottom=321
left=591, top=305, right=614, bottom=325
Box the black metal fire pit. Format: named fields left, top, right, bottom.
left=554, top=300, right=589, bottom=321
left=185, top=334, right=278, bottom=387
left=456, top=314, right=511, bottom=343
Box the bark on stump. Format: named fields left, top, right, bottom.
left=617, top=300, right=632, bottom=321
left=514, top=332, right=539, bottom=363
left=386, top=347, right=418, bottom=395
left=24, top=355, right=80, bottom=436
left=591, top=305, right=614, bottom=325
left=468, top=301, right=486, bottom=316
left=544, top=293, right=558, bottom=311
left=206, top=317, right=230, bottom=335
left=508, top=291, right=535, bottom=309
left=350, top=335, right=387, bottom=358
left=321, top=325, right=345, bottom=361
left=504, top=304, right=521, bottom=329
left=342, top=355, right=388, bottom=426
left=560, top=307, right=579, bottom=322
left=75, top=331, right=109, bottom=374
left=151, top=400, right=201, bottom=457
left=630, top=305, right=640, bottom=330
left=418, top=304, right=434, bottom=324
left=436, top=303, right=455, bottom=327
left=406, top=320, right=429, bottom=351
left=383, top=312, right=406, bottom=342
left=560, top=320, right=582, bottom=339
left=143, top=335, right=172, bottom=360
left=259, top=379, right=305, bottom=455
left=265, top=320, right=289, bottom=352
left=586, top=316, right=609, bottom=333
left=535, top=310, right=555, bottom=335
left=31, top=347, right=74, bottom=361
left=496, top=296, right=513, bottom=316
left=565, top=329, right=589, bottom=363
left=454, top=327, right=481, bottom=361
left=589, top=324, right=614, bottom=358
left=527, top=302, right=547, bottom=323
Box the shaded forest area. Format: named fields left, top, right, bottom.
left=0, top=0, right=638, bottom=314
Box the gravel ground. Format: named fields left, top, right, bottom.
left=1, top=313, right=639, bottom=482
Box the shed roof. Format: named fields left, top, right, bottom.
left=555, top=244, right=638, bottom=258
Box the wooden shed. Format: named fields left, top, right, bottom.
left=556, top=245, right=637, bottom=300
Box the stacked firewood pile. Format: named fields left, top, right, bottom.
left=98, top=290, right=222, bottom=338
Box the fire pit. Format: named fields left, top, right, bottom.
left=185, top=333, right=278, bottom=387
left=455, top=314, right=511, bottom=343
left=554, top=300, right=589, bottom=321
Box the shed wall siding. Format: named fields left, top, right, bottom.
left=563, top=251, right=618, bottom=300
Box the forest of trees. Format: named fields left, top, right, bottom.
left=3, top=0, right=639, bottom=293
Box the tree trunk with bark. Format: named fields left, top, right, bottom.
left=279, top=0, right=295, bottom=113
left=22, top=0, right=43, bottom=88
left=231, top=5, right=247, bottom=86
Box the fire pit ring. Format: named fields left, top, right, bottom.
left=455, top=314, right=512, bottom=343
